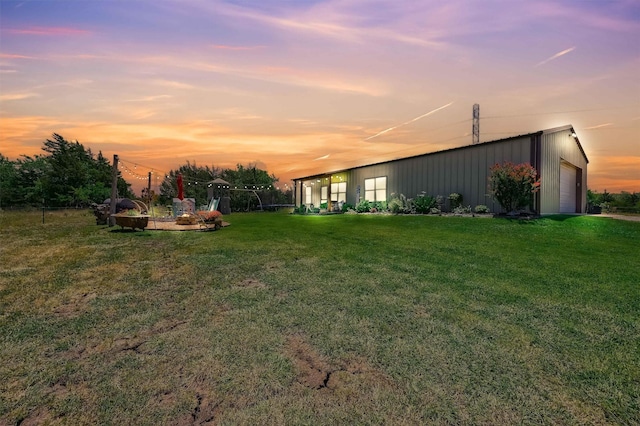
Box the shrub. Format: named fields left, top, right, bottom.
left=371, top=201, right=387, bottom=212
left=453, top=205, right=472, bottom=214
left=474, top=204, right=490, bottom=214
left=341, top=203, right=354, bottom=213
left=356, top=200, right=371, bottom=213
left=429, top=207, right=441, bottom=215
left=414, top=194, right=436, bottom=214
left=448, top=193, right=463, bottom=210
left=489, top=162, right=540, bottom=213
left=435, top=195, right=445, bottom=210
left=319, top=202, right=328, bottom=210
left=388, top=197, right=403, bottom=214
left=297, top=204, right=307, bottom=214
left=388, top=193, right=414, bottom=214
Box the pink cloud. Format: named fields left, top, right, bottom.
left=3, top=26, right=92, bottom=36
left=211, top=44, right=265, bottom=51
left=0, top=53, right=35, bottom=59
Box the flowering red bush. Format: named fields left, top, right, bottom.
left=197, top=210, right=223, bottom=222
left=489, top=162, right=540, bottom=213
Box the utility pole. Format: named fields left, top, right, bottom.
left=109, top=154, right=119, bottom=227
left=147, top=171, right=152, bottom=208
left=472, top=104, right=480, bottom=144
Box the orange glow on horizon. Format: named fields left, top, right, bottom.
left=1, top=0, right=638, bottom=195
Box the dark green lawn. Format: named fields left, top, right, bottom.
left=1, top=210, right=638, bottom=425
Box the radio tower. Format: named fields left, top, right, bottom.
left=472, top=104, right=480, bottom=144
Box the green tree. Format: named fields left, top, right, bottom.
left=221, top=163, right=278, bottom=211
left=489, top=162, right=540, bottom=213
left=0, top=154, right=19, bottom=208
left=601, top=189, right=614, bottom=204
left=158, top=161, right=221, bottom=206
left=39, top=134, right=132, bottom=206
left=14, top=155, right=49, bottom=206
left=615, top=191, right=640, bottom=208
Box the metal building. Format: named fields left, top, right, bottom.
left=293, top=125, right=588, bottom=214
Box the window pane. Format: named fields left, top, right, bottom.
left=331, top=193, right=338, bottom=201
left=305, top=187, right=312, bottom=204
left=375, top=176, right=386, bottom=189
left=331, top=183, right=338, bottom=192
left=365, top=190, right=375, bottom=201
left=376, top=189, right=386, bottom=202
left=364, top=178, right=374, bottom=191
left=338, top=182, right=347, bottom=192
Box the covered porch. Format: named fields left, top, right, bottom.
left=293, top=172, right=349, bottom=212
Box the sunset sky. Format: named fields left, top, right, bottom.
left=1, top=0, right=638, bottom=194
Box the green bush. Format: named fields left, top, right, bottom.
left=373, top=201, right=388, bottom=211
left=448, top=193, right=463, bottom=210
left=320, top=202, right=328, bottom=210
left=341, top=203, right=354, bottom=212
left=356, top=200, right=371, bottom=213
left=297, top=204, right=307, bottom=214
left=388, top=197, right=403, bottom=214
left=388, top=193, right=413, bottom=214
left=453, top=205, right=472, bottom=214
left=414, top=194, right=436, bottom=213
left=474, top=205, right=490, bottom=214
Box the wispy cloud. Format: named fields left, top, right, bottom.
left=152, top=79, right=194, bottom=90
left=313, top=154, right=330, bottom=161
left=0, top=93, right=38, bottom=101
left=584, top=123, right=614, bottom=130
left=211, top=44, right=265, bottom=51
left=0, top=53, right=35, bottom=59
left=530, top=1, right=640, bottom=33
left=125, top=95, right=173, bottom=102
left=193, top=1, right=444, bottom=48
left=365, top=102, right=454, bottom=141
left=535, top=47, right=576, bottom=67
left=2, top=26, right=92, bottom=36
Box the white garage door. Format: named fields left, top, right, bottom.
left=560, top=162, right=577, bottom=213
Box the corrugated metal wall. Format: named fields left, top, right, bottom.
left=539, top=131, right=588, bottom=214
left=295, top=127, right=588, bottom=213
left=347, top=136, right=532, bottom=212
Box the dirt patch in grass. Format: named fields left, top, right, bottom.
left=285, top=334, right=333, bottom=389
left=236, top=278, right=266, bottom=289
left=64, top=319, right=188, bottom=360
left=17, top=406, right=54, bottom=426
left=53, top=292, right=97, bottom=318
left=185, top=392, right=220, bottom=425
left=284, top=334, right=396, bottom=393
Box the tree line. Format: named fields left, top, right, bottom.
left=1, top=134, right=291, bottom=210
left=588, top=189, right=640, bottom=213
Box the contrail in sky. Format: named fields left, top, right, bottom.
left=584, top=123, right=613, bottom=130
left=536, top=47, right=576, bottom=67
left=365, top=102, right=454, bottom=141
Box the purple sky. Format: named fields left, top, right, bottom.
left=1, top=0, right=638, bottom=193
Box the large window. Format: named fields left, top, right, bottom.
left=364, top=176, right=387, bottom=202
left=321, top=186, right=328, bottom=205
left=331, top=182, right=347, bottom=203
left=305, top=186, right=312, bottom=205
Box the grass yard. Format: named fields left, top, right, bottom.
left=1, top=210, right=639, bottom=425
